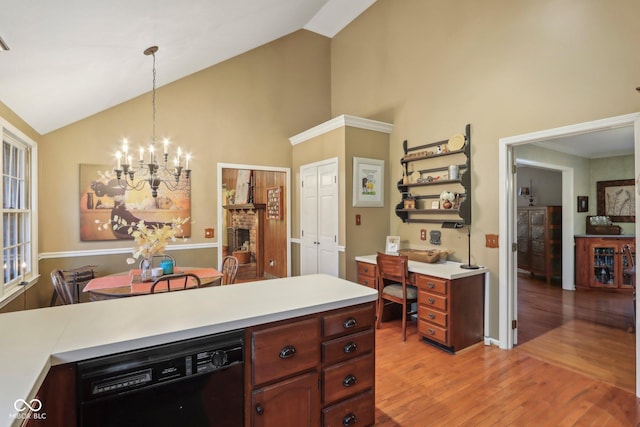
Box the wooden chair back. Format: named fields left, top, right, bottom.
left=50, top=270, right=75, bottom=305
left=376, top=252, right=410, bottom=285
left=221, top=256, right=239, bottom=285
left=376, top=252, right=416, bottom=341
left=150, top=273, right=201, bottom=293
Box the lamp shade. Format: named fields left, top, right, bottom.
left=518, top=187, right=530, bottom=196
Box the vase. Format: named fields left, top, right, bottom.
left=140, top=257, right=153, bottom=282
left=442, top=200, right=452, bottom=209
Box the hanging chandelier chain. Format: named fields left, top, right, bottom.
left=151, top=49, right=156, bottom=145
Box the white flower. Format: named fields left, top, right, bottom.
left=440, top=191, right=455, bottom=202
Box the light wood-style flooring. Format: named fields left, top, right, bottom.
left=374, top=274, right=639, bottom=426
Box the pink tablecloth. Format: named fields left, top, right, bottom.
left=83, top=267, right=222, bottom=292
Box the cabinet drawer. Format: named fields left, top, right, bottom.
left=420, top=308, right=447, bottom=328
left=322, top=304, right=375, bottom=338
left=357, top=262, right=376, bottom=278
left=322, top=353, right=374, bottom=405
left=322, top=390, right=374, bottom=427
left=418, top=290, right=447, bottom=311
left=418, top=319, right=448, bottom=345
left=357, top=276, right=376, bottom=289
left=322, top=329, right=374, bottom=365
left=416, top=275, right=448, bottom=295
left=252, top=318, right=319, bottom=385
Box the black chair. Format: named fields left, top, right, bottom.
left=150, top=273, right=201, bottom=293
left=50, top=265, right=96, bottom=305
left=221, top=256, right=239, bottom=285
left=376, top=252, right=417, bottom=341
left=622, top=244, right=636, bottom=333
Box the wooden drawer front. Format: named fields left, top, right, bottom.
left=357, top=276, right=376, bottom=289
left=418, top=319, right=448, bottom=345
left=322, top=304, right=375, bottom=338
left=418, top=290, right=447, bottom=312
left=322, top=353, right=374, bottom=405
left=357, top=262, right=376, bottom=278
left=416, top=275, right=448, bottom=295
left=322, top=390, right=374, bottom=427
left=420, top=308, right=447, bottom=328
left=322, top=329, right=374, bottom=365
left=252, top=318, right=319, bottom=385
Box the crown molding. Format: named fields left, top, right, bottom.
left=289, top=114, right=393, bottom=146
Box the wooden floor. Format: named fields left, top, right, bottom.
left=374, top=274, right=639, bottom=426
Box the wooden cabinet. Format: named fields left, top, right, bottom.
left=575, top=236, right=635, bottom=290
left=248, top=302, right=376, bottom=427
left=356, top=262, right=376, bottom=289
left=23, top=364, right=76, bottom=426
left=395, top=124, right=472, bottom=226
left=416, top=274, right=484, bottom=353
left=517, top=206, right=562, bottom=284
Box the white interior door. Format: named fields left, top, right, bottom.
left=300, top=159, right=338, bottom=276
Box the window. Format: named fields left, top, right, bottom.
left=1, top=120, right=37, bottom=301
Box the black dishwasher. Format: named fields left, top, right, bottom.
left=77, top=329, right=244, bottom=427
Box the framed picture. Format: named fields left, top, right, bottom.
left=597, top=179, right=635, bottom=222
left=577, top=196, right=588, bottom=213
left=385, top=236, right=400, bottom=255
left=431, top=200, right=440, bottom=209
left=353, top=157, right=384, bottom=207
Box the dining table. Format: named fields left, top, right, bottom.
left=83, top=267, right=223, bottom=300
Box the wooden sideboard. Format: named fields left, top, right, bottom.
left=355, top=256, right=486, bottom=353
left=575, top=235, right=635, bottom=290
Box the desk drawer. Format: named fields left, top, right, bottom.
left=252, top=318, right=319, bottom=385
left=418, top=320, right=448, bottom=345
left=322, top=329, right=374, bottom=365
left=357, top=276, right=376, bottom=289
left=416, top=275, right=448, bottom=295
left=418, top=290, right=447, bottom=311
left=322, top=304, right=375, bottom=338
left=420, top=308, right=447, bottom=328
left=357, top=262, right=376, bottom=278
left=323, top=353, right=374, bottom=405
left=322, top=390, right=374, bottom=427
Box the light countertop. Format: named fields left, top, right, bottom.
left=355, top=254, right=488, bottom=280
left=0, top=274, right=377, bottom=426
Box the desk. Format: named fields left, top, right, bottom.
left=84, top=267, right=222, bottom=300
left=356, top=255, right=488, bottom=353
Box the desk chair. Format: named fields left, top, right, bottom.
left=622, top=244, right=636, bottom=333
left=221, top=256, right=239, bottom=285
left=150, top=273, right=201, bottom=293
left=376, top=252, right=417, bottom=341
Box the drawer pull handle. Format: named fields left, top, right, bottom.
left=428, top=313, right=436, bottom=320
left=343, top=318, right=358, bottom=329
left=363, top=267, right=369, bottom=273
left=343, top=374, right=357, bottom=387
left=427, top=297, right=435, bottom=304
left=255, top=404, right=264, bottom=415
left=363, top=280, right=369, bottom=285
left=279, top=345, right=296, bottom=359
left=343, top=342, right=358, bottom=354
left=427, top=282, right=435, bottom=289
left=343, top=413, right=357, bottom=426
left=428, top=328, right=436, bottom=335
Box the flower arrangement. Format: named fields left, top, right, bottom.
left=440, top=191, right=456, bottom=202
left=224, top=189, right=236, bottom=204
left=112, top=216, right=189, bottom=262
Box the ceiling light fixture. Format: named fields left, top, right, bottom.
left=113, top=46, right=191, bottom=198
left=0, top=36, right=10, bottom=51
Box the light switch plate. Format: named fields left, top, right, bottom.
left=486, top=234, right=498, bottom=248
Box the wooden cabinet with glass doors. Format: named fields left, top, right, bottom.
left=575, top=236, right=635, bottom=290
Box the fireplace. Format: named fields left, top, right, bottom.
left=223, top=204, right=265, bottom=279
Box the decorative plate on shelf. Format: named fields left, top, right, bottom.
left=447, top=134, right=466, bottom=151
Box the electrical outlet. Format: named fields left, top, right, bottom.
left=355, top=214, right=361, bottom=226
left=420, top=229, right=427, bottom=240
left=486, top=234, right=498, bottom=248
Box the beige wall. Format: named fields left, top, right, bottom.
left=40, top=30, right=330, bottom=254
left=0, top=100, right=40, bottom=143
left=330, top=0, right=640, bottom=337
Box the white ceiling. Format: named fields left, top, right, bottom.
left=0, top=0, right=376, bottom=135
left=532, top=126, right=634, bottom=159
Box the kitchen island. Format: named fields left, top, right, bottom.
left=0, top=274, right=377, bottom=426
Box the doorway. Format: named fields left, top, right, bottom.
left=216, top=163, right=291, bottom=279
left=498, top=112, right=640, bottom=396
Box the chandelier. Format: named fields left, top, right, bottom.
left=113, top=46, right=191, bottom=198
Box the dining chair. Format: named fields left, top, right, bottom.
left=622, top=244, right=636, bottom=333
left=150, top=273, right=201, bottom=293
left=376, top=251, right=418, bottom=341
left=221, top=256, right=239, bottom=285
left=50, top=270, right=76, bottom=305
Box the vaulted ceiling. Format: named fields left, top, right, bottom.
left=0, top=0, right=376, bottom=134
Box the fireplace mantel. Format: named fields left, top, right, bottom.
left=223, top=203, right=266, bottom=212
